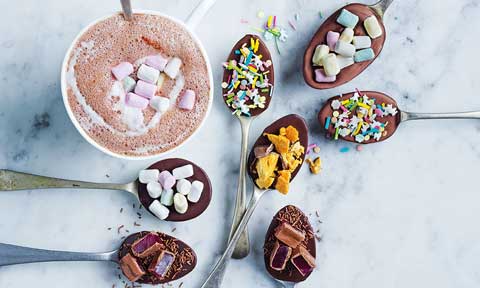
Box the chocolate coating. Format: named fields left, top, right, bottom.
left=118, top=231, right=197, bottom=284
left=137, top=158, right=212, bottom=221
left=222, top=34, right=274, bottom=116
left=303, top=4, right=386, bottom=89
left=247, top=114, right=309, bottom=186
left=318, top=91, right=401, bottom=144
left=264, top=205, right=316, bottom=282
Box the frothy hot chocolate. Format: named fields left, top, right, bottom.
left=64, top=13, right=211, bottom=157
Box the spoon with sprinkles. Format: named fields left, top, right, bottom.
left=318, top=90, right=480, bottom=144
left=221, top=34, right=275, bottom=258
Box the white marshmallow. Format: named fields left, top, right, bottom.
left=312, top=44, right=329, bottom=66
left=164, top=57, right=182, bottom=79
left=352, top=36, right=371, bottom=49
left=322, top=54, right=340, bottom=76
left=147, top=182, right=162, bottom=199
left=187, top=180, right=204, bottom=203
left=364, top=15, right=382, bottom=39
left=339, top=28, right=354, bottom=43
left=150, top=96, right=170, bottom=113
left=337, top=55, right=354, bottom=69
left=173, top=193, right=188, bottom=214
left=139, top=169, right=159, bottom=184
left=137, top=64, right=160, bottom=84
left=335, top=41, right=356, bottom=57
left=160, top=188, right=174, bottom=206
left=172, top=164, right=194, bottom=179
left=122, top=76, right=136, bottom=93
left=157, top=73, right=166, bottom=89
left=149, top=200, right=170, bottom=220
left=176, top=179, right=192, bottom=195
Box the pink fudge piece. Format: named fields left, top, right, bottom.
left=126, top=92, right=149, bottom=109
left=326, top=31, right=340, bottom=51
left=145, top=55, right=168, bottom=71
left=158, top=171, right=175, bottom=190
left=134, top=80, right=157, bottom=99
left=314, top=69, right=336, bottom=83
left=112, top=62, right=134, bottom=81
left=178, top=90, right=196, bottom=110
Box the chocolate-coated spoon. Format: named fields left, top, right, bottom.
left=222, top=34, right=275, bottom=259
left=303, top=0, right=393, bottom=89
left=0, top=158, right=212, bottom=222
left=200, top=114, right=308, bottom=288
left=318, top=91, right=480, bottom=144
left=0, top=231, right=195, bottom=284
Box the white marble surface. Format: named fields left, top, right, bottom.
left=1, top=0, right=479, bottom=287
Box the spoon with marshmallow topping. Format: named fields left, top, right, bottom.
left=0, top=158, right=212, bottom=222
left=318, top=90, right=480, bottom=144
left=0, top=231, right=196, bottom=284
left=304, top=0, right=393, bottom=89
left=200, top=114, right=308, bottom=288
left=221, top=34, right=275, bottom=259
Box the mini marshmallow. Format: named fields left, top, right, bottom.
left=145, top=55, right=168, bottom=71
left=335, top=41, right=356, bottom=57
left=364, top=15, right=382, bottom=39
left=158, top=171, right=176, bottom=190
left=157, top=73, right=166, bottom=89
left=160, top=189, right=174, bottom=206
left=137, top=64, right=160, bottom=84
left=339, top=28, right=354, bottom=43
left=112, top=62, right=134, bottom=81
left=337, top=55, right=354, bottom=69
left=126, top=92, right=149, bottom=109
left=312, top=45, right=329, bottom=66
left=150, top=96, right=170, bottom=113
left=147, top=182, right=162, bottom=199
left=178, top=90, right=195, bottom=110
left=139, top=169, right=159, bottom=184
left=187, top=180, right=204, bottom=203
left=352, top=36, right=372, bottom=49
left=322, top=53, right=340, bottom=77
left=173, top=193, right=188, bottom=214
left=314, top=69, right=336, bottom=83
left=122, top=76, right=136, bottom=93
left=164, top=57, right=182, bottom=79
left=354, top=48, right=375, bottom=62
left=134, top=80, right=157, bottom=99
left=149, top=200, right=169, bottom=220
left=176, top=179, right=192, bottom=196
left=336, top=9, right=359, bottom=28
left=326, top=31, right=340, bottom=51
left=172, top=164, right=194, bottom=180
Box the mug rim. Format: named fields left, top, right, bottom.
left=60, top=10, right=214, bottom=160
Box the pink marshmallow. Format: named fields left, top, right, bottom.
left=134, top=80, right=157, bottom=99
left=111, top=62, right=133, bottom=81
left=315, top=69, right=336, bottom=83
left=158, top=171, right=175, bottom=190
left=126, top=92, right=149, bottom=109
left=326, top=31, right=340, bottom=51
left=145, top=55, right=168, bottom=71
left=178, top=89, right=196, bottom=110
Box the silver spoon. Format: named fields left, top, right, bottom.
left=200, top=114, right=308, bottom=288
left=120, top=0, right=133, bottom=21
left=222, top=34, right=275, bottom=259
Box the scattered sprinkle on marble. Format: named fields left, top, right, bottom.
left=339, top=147, right=350, bottom=153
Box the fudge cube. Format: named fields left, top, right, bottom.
left=291, top=246, right=316, bottom=276
left=274, top=222, right=305, bottom=248
left=148, top=250, right=176, bottom=279
left=131, top=232, right=163, bottom=258
left=119, top=253, right=145, bottom=282
left=269, top=241, right=292, bottom=271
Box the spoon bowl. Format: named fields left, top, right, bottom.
left=303, top=0, right=392, bottom=89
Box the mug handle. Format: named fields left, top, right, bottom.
left=185, top=0, right=217, bottom=29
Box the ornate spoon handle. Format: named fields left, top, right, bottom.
left=0, top=243, right=118, bottom=266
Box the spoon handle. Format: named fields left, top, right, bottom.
left=228, top=117, right=251, bottom=259
left=401, top=110, right=480, bottom=122
left=120, top=0, right=133, bottom=21
left=370, top=0, right=394, bottom=18
left=0, top=169, right=132, bottom=193
left=185, top=0, right=217, bottom=29
left=0, top=243, right=117, bottom=266
left=201, top=186, right=268, bottom=288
